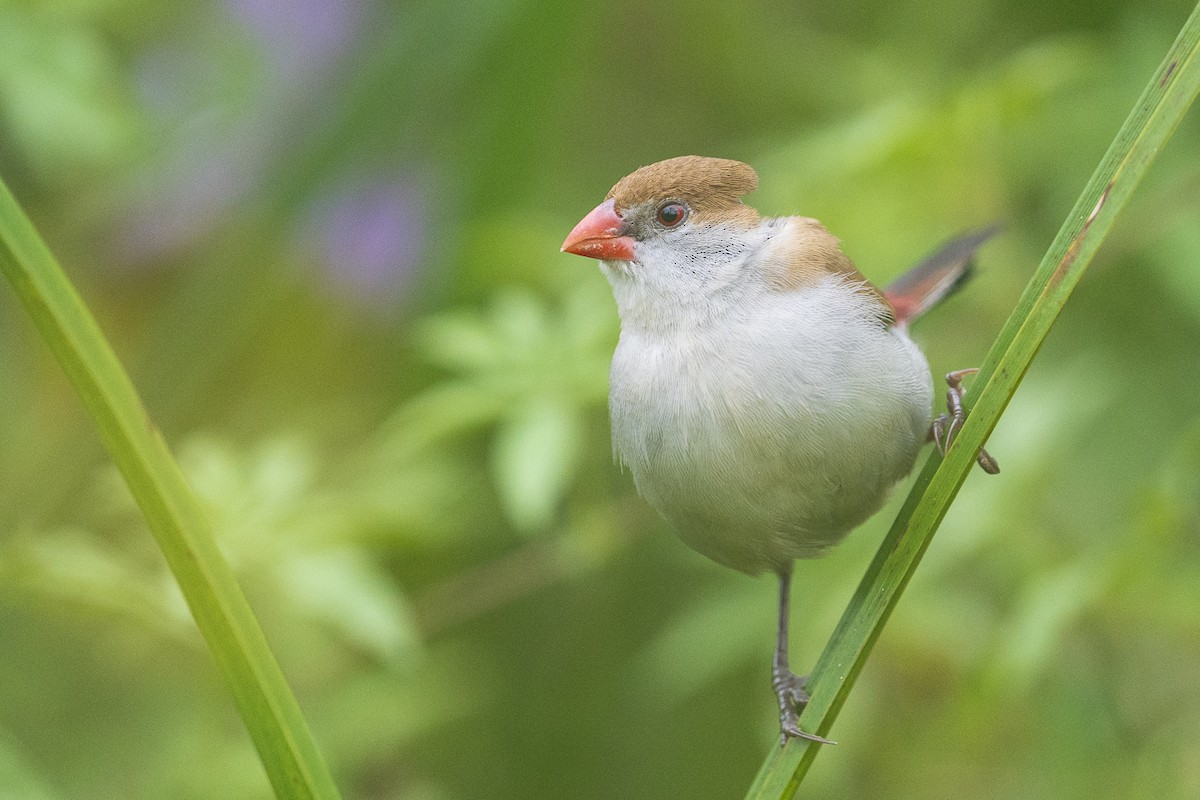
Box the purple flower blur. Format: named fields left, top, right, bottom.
left=227, top=0, right=363, bottom=81
left=307, top=175, right=427, bottom=307
left=116, top=0, right=366, bottom=264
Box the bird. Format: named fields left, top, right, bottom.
left=560, top=155, right=999, bottom=745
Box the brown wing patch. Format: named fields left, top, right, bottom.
left=765, top=218, right=895, bottom=323
left=607, top=156, right=759, bottom=225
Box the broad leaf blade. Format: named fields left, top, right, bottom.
left=0, top=184, right=342, bottom=798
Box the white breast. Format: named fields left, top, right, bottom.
left=606, top=272, right=932, bottom=575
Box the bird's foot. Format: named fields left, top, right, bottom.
left=931, top=368, right=999, bottom=474
left=772, top=668, right=835, bottom=746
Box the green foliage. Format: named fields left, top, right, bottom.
left=2, top=1, right=1200, bottom=799
left=405, top=281, right=614, bottom=531
left=0, top=5, right=143, bottom=186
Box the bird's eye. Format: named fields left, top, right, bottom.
left=656, top=202, right=687, bottom=228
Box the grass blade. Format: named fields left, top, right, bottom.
left=0, top=186, right=342, bottom=797
left=745, top=4, right=1200, bottom=797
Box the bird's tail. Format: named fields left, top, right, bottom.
left=884, top=225, right=1000, bottom=327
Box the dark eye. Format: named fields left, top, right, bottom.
left=656, top=202, right=687, bottom=228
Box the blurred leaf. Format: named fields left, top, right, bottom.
left=278, top=549, right=420, bottom=666
left=1150, top=223, right=1200, bottom=321
left=491, top=397, right=583, bottom=533
left=0, top=727, right=59, bottom=800
left=0, top=9, right=141, bottom=182
left=0, top=527, right=191, bottom=641
left=395, top=281, right=612, bottom=535
left=633, top=582, right=772, bottom=703
left=384, top=382, right=511, bottom=454
left=418, top=313, right=509, bottom=374
left=489, top=288, right=551, bottom=353
left=988, top=559, right=1108, bottom=690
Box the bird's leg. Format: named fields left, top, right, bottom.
left=930, top=368, right=1000, bottom=474
left=772, top=569, right=835, bottom=746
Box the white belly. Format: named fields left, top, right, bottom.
left=608, top=279, right=932, bottom=574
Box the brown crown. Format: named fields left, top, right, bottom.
left=607, top=156, right=759, bottom=214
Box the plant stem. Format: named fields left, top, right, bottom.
left=0, top=186, right=342, bottom=798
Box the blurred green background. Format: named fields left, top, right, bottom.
left=2, top=0, right=1200, bottom=798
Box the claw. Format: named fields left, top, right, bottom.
left=931, top=368, right=999, bottom=474
left=773, top=670, right=836, bottom=746
left=931, top=414, right=947, bottom=455
left=975, top=448, right=1000, bottom=474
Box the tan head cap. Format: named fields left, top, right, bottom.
left=607, top=156, right=758, bottom=213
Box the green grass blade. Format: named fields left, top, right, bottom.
left=745, top=5, right=1200, bottom=798
left=0, top=187, right=342, bottom=797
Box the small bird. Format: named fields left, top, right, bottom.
left=561, top=156, right=998, bottom=744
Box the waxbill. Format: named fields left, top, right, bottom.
left=561, top=155, right=997, bottom=744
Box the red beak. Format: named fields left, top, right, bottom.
left=561, top=198, right=636, bottom=261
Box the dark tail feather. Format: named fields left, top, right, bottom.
left=884, top=225, right=1001, bottom=326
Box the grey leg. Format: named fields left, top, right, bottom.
left=772, top=569, right=835, bottom=746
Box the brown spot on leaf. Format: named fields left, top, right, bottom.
left=1051, top=181, right=1112, bottom=287
left=1160, top=60, right=1177, bottom=87
left=1049, top=242, right=1081, bottom=288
